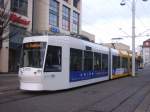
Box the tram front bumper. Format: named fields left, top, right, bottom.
left=20, top=82, right=44, bottom=91
left=19, top=75, right=44, bottom=91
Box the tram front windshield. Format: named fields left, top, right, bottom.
left=20, top=42, right=46, bottom=68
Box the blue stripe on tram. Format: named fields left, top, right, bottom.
left=70, top=70, right=108, bottom=82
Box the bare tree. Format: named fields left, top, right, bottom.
left=0, top=0, right=11, bottom=48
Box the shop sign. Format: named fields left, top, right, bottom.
left=10, top=13, right=30, bottom=26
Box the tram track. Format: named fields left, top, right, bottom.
left=0, top=79, right=37, bottom=104
left=0, top=70, right=149, bottom=111
left=74, top=74, right=150, bottom=112
left=110, top=81, right=150, bottom=112
left=71, top=78, right=134, bottom=112
left=0, top=77, right=128, bottom=105
left=0, top=89, right=51, bottom=104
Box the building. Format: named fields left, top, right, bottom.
left=143, top=39, right=150, bottom=65
left=0, top=0, right=33, bottom=72
left=0, top=0, right=82, bottom=73
left=33, top=0, right=81, bottom=35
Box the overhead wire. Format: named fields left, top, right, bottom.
left=105, top=0, right=132, bottom=37
left=126, top=1, right=147, bottom=28
left=110, top=0, right=150, bottom=37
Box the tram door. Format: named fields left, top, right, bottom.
left=43, top=45, right=69, bottom=89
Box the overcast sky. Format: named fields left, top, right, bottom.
left=82, top=0, right=150, bottom=50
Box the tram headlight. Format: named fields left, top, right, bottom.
left=34, top=71, right=37, bottom=75
left=19, top=69, right=23, bottom=76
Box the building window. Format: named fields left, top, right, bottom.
left=9, top=24, right=26, bottom=49
left=73, top=0, right=79, bottom=8
left=62, top=5, right=70, bottom=31
left=0, top=0, right=4, bottom=8
left=11, top=0, right=28, bottom=16
left=49, top=0, right=59, bottom=27
left=72, top=11, right=79, bottom=33
left=9, top=24, right=26, bottom=72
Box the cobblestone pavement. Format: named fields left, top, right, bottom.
left=0, top=64, right=150, bottom=112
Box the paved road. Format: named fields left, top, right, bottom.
left=0, top=65, right=150, bottom=112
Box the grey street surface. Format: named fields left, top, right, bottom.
left=0, top=64, right=150, bottom=112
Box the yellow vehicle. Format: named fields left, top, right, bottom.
left=111, top=49, right=131, bottom=79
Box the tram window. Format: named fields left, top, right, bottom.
left=94, top=52, right=101, bottom=71
left=130, top=57, right=132, bottom=69
left=44, top=45, right=62, bottom=72
left=70, top=48, right=83, bottom=71
left=84, top=51, right=93, bottom=71
left=113, top=56, right=117, bottom=69
left=122, top=57, right=128, bottom=69
left=102, top=54, right=108, bottom=70
left=113, top=56, right=120, bottom=69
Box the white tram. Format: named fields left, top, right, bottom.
left=19, top=36, right=111, bottom=91
left=19, top=35, right=132, bottom=91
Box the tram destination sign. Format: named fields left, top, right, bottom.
left=24, top=42, right=42, bottom=48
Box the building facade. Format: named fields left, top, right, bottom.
left=143, top=39, right=150, bottom=65
left=33, top=0, right=81, bottom=35
left=0, top=0, right=33, bottom=72
left=0, top=0, right=82, bottom=73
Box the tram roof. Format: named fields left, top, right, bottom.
left=23, top=35, right=109, bottom=52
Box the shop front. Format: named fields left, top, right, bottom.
left=9, top=24, right=26, bottom=72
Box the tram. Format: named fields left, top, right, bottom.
left=19, top=35, right=132, bottom=91
left=111, top=50, right=131, bottom=79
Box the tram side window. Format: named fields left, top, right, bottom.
left=102, top=54, right=108, bottom=70
left=44, top=46, right=62, bottom=72
left=130, top=57, right=132, bottom=69
left=94, top=52, right=101, bottom=71
left=84, top=51, right=93, bottom=71
left=70, top=48, right=83, bottom=71
left=122, top=57, right=128, bottom=69
left=113, top=56, right=117, bottom=69
left=113, top=56, right=120, bottom=69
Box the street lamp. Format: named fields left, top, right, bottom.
left=120, top=0, right=148, bottom=77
